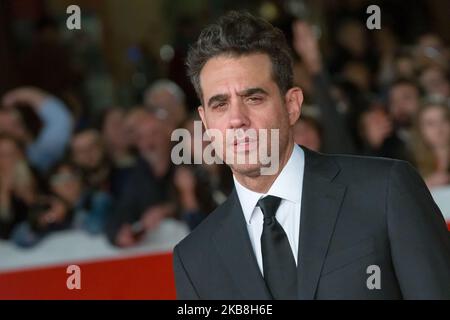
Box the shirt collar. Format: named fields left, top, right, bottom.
left=233, top=144, right=305, bottom=224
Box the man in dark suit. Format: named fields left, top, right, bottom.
left=173, top=11, right=450, bottom=299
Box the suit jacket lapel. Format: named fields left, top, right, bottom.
left=297, top=147, right=347, bottom=299
left=212, top=189, right=272, bottom=299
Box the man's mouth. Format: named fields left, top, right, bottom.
left=232, top=137, right=257, bottom=151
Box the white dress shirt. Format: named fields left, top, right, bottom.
left=233, top=144, right=305, bottom=275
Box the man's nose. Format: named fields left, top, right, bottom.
left=228, top=100, right=250, bottom=129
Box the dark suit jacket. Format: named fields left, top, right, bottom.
left=173, top=147, right=450, bottom=299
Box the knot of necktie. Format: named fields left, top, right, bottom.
left=257, top=195, right=282, bottom=223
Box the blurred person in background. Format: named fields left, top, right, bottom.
left=70, top=129, right=111, bottom=191
left=358, top=101, right=410, bottom=161
left=106, top=112, right=176, bottom=247
left=411, top=101, right=450, bottom=189
left=0, top=134, right=36, bottom=239
left=99, top=107, right=136, bottom=196
left=292, top=114, right=323, bottom=152
left=341, top=61, right=373, bottom=93
left=419, top=65, right=450, bottom=100
left=414, top=33, right=449, bottom=72
left=388, top=79, right=422, bottom=131
left=328, top=18, right=378, bottom=78
left=143, top=79, right=188, bottom=130
left=100, top=108, right=136, bottom=168
left=374, top=26, right=400, bottom=88
left=12, top=162, right=112, bottom=247
left=123, top=106, right=149, bottom=147
left=1, top=87, right=73, bottom=173
left=292, top=20, right=357, bottom=154
left=173, top=165, right=215, bottom=231
left=392, top=52, right=416, bottom=81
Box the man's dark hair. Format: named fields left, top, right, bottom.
left=186, top=11, right=294, bottom=101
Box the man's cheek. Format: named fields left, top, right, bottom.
left=204, top=128, right=226, bottom=163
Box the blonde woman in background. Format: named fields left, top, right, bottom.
left=0, top=134, right=36, bottom=239
left=411, top=101, right=450, bottom=189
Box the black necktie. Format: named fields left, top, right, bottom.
left=258, top=195, right=297, bottom=299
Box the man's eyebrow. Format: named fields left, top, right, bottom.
left=206, top=88, right=268, bottom=108
left=237, top=87, right=268, bottom=97
left=238, top=88, right=268, bottom=97
left=207, top=94, right=229, bottom=108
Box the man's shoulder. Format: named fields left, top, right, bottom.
left=174, top=194, right=233, bottom=256
left=330, top=152, right=405, bottom=169
left=303, top=148, right=415, bottom=188
left=315, top=150, right=409, bottom=176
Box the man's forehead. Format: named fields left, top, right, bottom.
left=201, top=53, right=272, bottom=78
left=200, top=53, right=275, bottom=97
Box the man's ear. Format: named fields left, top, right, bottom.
left=285, top=87, right=303, bottom=126
left=197, top=105, right=208, bottom=130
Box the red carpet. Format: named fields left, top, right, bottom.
left=0, top=252, right=176, bottom=300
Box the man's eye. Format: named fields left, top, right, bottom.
left=213, top=102, right=226, bottom=109
left=246, top=96, right=263, bottom=104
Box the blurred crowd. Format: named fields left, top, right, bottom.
left=0, top=2, right=449, bottom=249
left=0, top=84, right=233, bottom=246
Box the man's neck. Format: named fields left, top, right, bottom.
left=233, top=143, right=295, bottom=194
